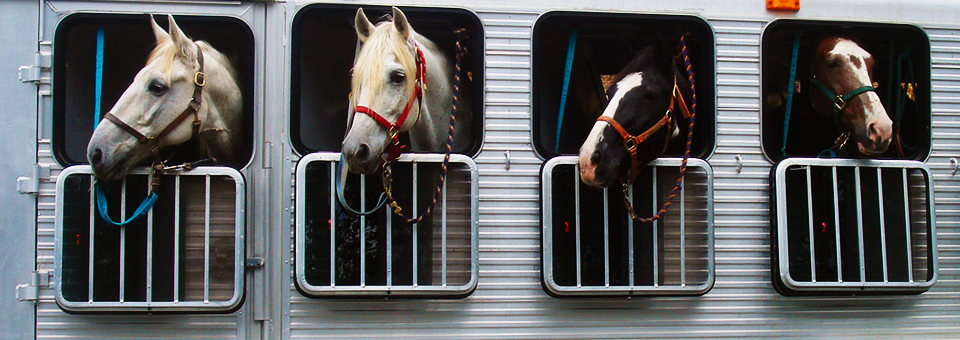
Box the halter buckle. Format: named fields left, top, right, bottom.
left=623, top=137, right=638, bottom=153
left=388, top=126, right=400, bottom=141
left=194, top=72, right=206, bottom=87
left=833, top=95, right=846, bottom=112
left=832, top=131, right=851, bottom=150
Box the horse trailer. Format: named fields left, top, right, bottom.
left=2, top=0, right=959, bottom=338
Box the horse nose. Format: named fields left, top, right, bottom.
left=591, top=150, right=602, bottom=165
left=868, top=120, right=893, bottom=142
left=90, top=148, right=103, bottom=167
left=356, top=144, right=371, bottom=161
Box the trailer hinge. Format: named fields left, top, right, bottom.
left=17, top=163, right=51, bottom=195
left=245, top=258, right=265, bottom=269
left=16, top=271, right=51, bottom=303
left=18, top=51, right=52, bottom=84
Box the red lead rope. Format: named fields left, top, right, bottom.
left=354, top=43, right=428, bottom=164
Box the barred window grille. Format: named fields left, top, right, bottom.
left=772, top=158, right=937, bottom=295
left=295, top=152, right=479, bottom=297
left=55, top=166, right=245, bottom=312
left=542, top=156, right=714, bottom=296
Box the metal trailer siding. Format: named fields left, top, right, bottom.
left=281, top=1, right=960, bottom=339
left=31, top=1, right=272, bottom=339
left=14, top=0, right=960, bottom=339
left=1, top=1, right=40, bottom=339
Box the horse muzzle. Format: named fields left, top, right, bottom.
left=857, top=110, right=893, bottom=155
left=579, top=150, right=617, bottom=188
left=342, top=142, right=383, bottom=175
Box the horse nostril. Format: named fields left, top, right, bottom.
left=591, top=151, right=602, bottom=165
left=90, top=148, right=103, bottom=166
left=356, top=144, right=370, bottom=161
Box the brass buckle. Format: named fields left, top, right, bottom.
left=623, top=137, right=638, bottom=153
left=194, top=72, right=206, bottom=87
left=833, top=95, right=846, bottom=112
left=388, top=126, right=399, bottom=141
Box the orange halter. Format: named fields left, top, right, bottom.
left=596, top=84, right=690, bottom=183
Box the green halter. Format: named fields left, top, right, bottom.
left=810, top=66, right=877, bottom=132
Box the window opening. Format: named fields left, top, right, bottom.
left=761, top=20, right=930, bottom=161
left=290, top=4, right=484, bottom=155
left=52, top=13, right=255, bottom=168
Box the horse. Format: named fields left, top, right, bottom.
left=809, top=37, right=892, bottom=156
left=578, top=38, right=689, bottom=188
left=342, top=7, right=471, bottom=175
left=86, top=14, right=242, bottom=182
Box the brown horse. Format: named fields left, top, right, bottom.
left=809, top=37, right=892, bottom=155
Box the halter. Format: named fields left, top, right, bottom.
left=101, top=47, right=206, bottom=189
left=353, top=42, right=428, bottom=164
left=810, top=65, right=877, bottom=134
left=95, top=45, right=210, bottom=226
left=596, top=83, right=690, bottom=184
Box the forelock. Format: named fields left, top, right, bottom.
left=351, top=21, right=417, bottom=100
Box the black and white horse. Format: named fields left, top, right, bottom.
left=578, top=39, right=691, bottom=188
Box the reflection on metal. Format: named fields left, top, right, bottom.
left=542, top=156, right=714, bottom=296
left=295, top=152, right=479, bottom=297
left=54, top=165, right=245, bottom=312
left=773, top=158, right=937, bottom=294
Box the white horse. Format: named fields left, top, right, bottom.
left=87, top=14, right=242, bottom=182
left=342, top=7, right=471, bottom=175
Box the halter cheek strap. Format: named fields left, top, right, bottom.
left=354, top=43, right=427, bottom=164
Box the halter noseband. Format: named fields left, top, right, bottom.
left=354, top=43, right=427, bottom=164
left=101, top=47, right=206, bottom=187
left=596, top=83, right=690, bottom=184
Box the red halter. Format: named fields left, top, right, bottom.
left=354, top=43, right=427, bottom=163
left=597, top=83, right=690, bottom=184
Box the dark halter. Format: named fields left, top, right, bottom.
left=101, top=46, right=205, bottom=188
left=810, top=64, right=877, bottom=133
left=596, top=83, right=691, bottom=184
left=353, top=42, right=427, bottom=164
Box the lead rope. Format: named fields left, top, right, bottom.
left=382, top=29, right=467, bottom=224
left=622, top=33, right=697, bottom=223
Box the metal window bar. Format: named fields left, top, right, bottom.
left=542, top=156, right=714, bottom=296
left=295, top=152, right=479, bottom=297
left=774, top=158, right=937, bottom=293
left=652, top=166, right=659, bottom=288
left=54, top=165, right=245, bottom=312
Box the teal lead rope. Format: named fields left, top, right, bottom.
left=780, top=33, right=801, bottom=157
left=92, top=26, right=158, bottom=226
left=95, top=183, right=158, bottom=226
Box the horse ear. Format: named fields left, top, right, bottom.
left=355, top=8, right=374, bottom=43
left=392, top=7, right=411, bottom=41
left=166, top=14, right=193, bottom=58
left=657, top=33, right=676, bottom=72
left=150, top=14, right=170, bottom=43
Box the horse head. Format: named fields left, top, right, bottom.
left=810, top=37, right=892, bottom=156
left=343, top=7, right=426, bottom=175
left=87, top=14, right=242, bottom=182
left=579, top=39, right=680, bottom=188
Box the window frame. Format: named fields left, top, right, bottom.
left=541, top=156, right=715, bottom=297
left=294, top=152, right=480, bottom=298
left=771, top=158, right=937, bottom=295
left=54, top=165, right=246, bottom=313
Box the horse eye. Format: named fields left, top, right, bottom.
left=390, top=71, right=406, bottom=85
left=147, top=80, right=167, bottom=95
left=826, top=57, right=842, bottom=69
